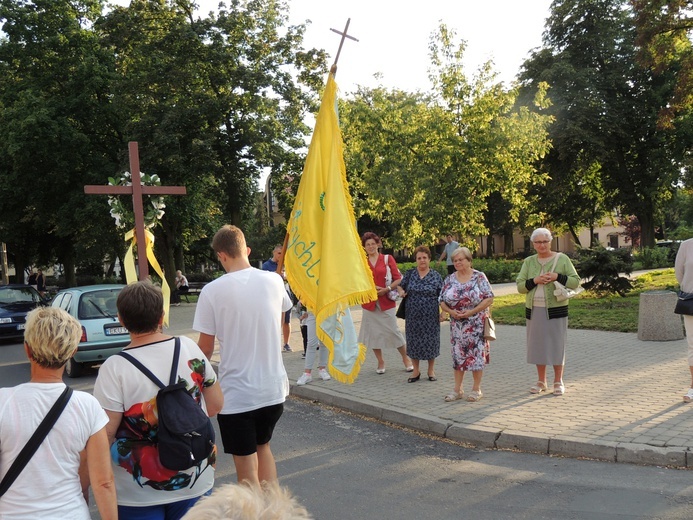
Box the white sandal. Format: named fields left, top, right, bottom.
left=530, top=381, right=548, bottom=394
left=553, top=381, right=565, bottom=396
left=466, top=390, right=483, bottom=402
left=683, top=388, right=693, bottom=403
left=444, top=391, right=464, bottom=402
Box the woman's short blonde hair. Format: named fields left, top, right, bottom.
left=24, top=307, right=82, bottom=368
left=450, top=246, right=472, bottom=262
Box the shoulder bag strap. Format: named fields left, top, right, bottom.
left=118, top=350, right=165, bottom=389
left=549, top=252, right=561, bottom=273
left=168, top=337, right=181, bottom=386
left=0, top=386, right=73, bottom=498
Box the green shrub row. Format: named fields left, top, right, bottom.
left=396, top=259, right=523, bottom=284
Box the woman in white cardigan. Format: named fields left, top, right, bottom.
left=675, top=238, right=693, bottom=402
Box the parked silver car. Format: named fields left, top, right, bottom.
left=51, top=284, right=130, bottom=377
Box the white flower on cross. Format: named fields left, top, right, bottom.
left=107, top=171, right=166, bottom=230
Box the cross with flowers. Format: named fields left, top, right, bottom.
left=84, top=142, right=186, bottom=280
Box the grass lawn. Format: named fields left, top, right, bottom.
left=492, top=269, right=680, bottom=333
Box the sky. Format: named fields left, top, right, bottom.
left=112, top=0, right=553, bottom=91
left=109, top=0, right=554, bottom=186
left=284, top=0, right=553, bottom=92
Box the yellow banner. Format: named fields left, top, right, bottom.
left=285, top=72, right=377, bottom=384
left=123, top=228, right=171, bottom=327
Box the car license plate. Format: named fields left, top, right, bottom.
left=17, top=324, right=25, bottom=330
left=105, top=326, right=128, bottom=336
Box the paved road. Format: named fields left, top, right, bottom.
left=164, top=287, right=693, bottom=469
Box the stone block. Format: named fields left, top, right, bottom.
left=550, top=437, right=617, bottom=462
left=445, top=424, right=500, bottom=448
left=616, top=443, right=687, bottom=467
left=496, top=430, right=549, bottom=454
left=637, top=290, right=684, bottom=341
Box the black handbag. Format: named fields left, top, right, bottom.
left=396, top=296, right=407, bottom=319
left=675, top=291, right=693, bottom=316
left=0, top=386, right=73, bottom=498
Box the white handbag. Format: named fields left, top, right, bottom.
left=384, top=255, right=400, bottom=301
left=549, top=253, right=583, bottom=301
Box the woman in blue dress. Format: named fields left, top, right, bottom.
left=398, top=246, right=444, bottom=383
left=439, top=247, right=494, bottom=402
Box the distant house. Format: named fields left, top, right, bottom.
left=474, top=220, right=628, bottom=257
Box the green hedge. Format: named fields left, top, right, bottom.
left=397, top=258, right=523, bottom=284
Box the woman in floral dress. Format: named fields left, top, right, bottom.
left=439, top=247, right=494, bottom=402
left=398, top=246, right=444, bottom=383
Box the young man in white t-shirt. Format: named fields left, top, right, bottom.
left=194, top=225, right=292, bottom=486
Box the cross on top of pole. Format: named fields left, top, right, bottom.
left=84, top=142, right=186, bottom=280
left=329, top=18, right=359, bottom=74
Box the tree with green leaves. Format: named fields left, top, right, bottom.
left=97, top=0, right=326, bottom=287
left=632, top=0, right=693, bottom=127
left=519, top=0, right=690, bottom=248
left=0, top=0, right=326, bottom=286
left=0, top=0, right=122, bottom=285
left=340, top=24, right=552, bottom=251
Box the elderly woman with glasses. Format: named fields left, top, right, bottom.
left=439, top=247, right=494, bottom=402
left=516, top=228, right=581, bottom=396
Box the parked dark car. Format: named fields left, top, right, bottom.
left=51, top=284, right=130, bottom=377
left=0, top=284, right=47, bottom=340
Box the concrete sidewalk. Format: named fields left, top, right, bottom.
left=168, top=296, right=693, bottom=468
left=283, top=307, right=693, bottom=468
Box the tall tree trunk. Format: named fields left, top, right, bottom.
left=175, top=245, right=185, bottom=274
left=567, top=225, right=582, bottom=248
left=62, top=248, right=76, bottom=288
left=11, top=247, right=27, bottom=285
left=638, top=211, right=657, bottom=248
left=155, top=224, right=177, bottom=291
left=503, top=230, right=514, bottom=255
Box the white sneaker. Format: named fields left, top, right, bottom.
left=318, top=368, right=331, bottom=381
left=296, top=373, right=312, bottom=386
left=683, top=388, right=693, bottom=403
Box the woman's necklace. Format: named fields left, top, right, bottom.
left=125, top=330, right=168, bottom=349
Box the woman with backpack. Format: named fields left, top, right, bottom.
left=93, top=281, right=223, bottom=520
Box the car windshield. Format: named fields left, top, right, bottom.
left=0, top=286, right=40, bottom=304
left=78, top=290, right=120, bottom=320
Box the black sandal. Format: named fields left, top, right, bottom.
left=428, top=375, right=437, bottom=381
left=407, top=374, right=421, bottom=383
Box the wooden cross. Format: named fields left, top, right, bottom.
left=84, top=142, right=187, bottom=280
left=329, top=18, right=359, bottom=73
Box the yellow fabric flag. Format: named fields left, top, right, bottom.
left=285, top=72, right=377, bottom=384
left=123, top=228, right=171, bottom=327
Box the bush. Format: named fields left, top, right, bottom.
left=395, top=258, right=522, bottom=283
left=577, top=248, right=634, bottom=296
left=636, top=247, right=671, bottom=269
left=472, top=258, right=524, bottom=283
